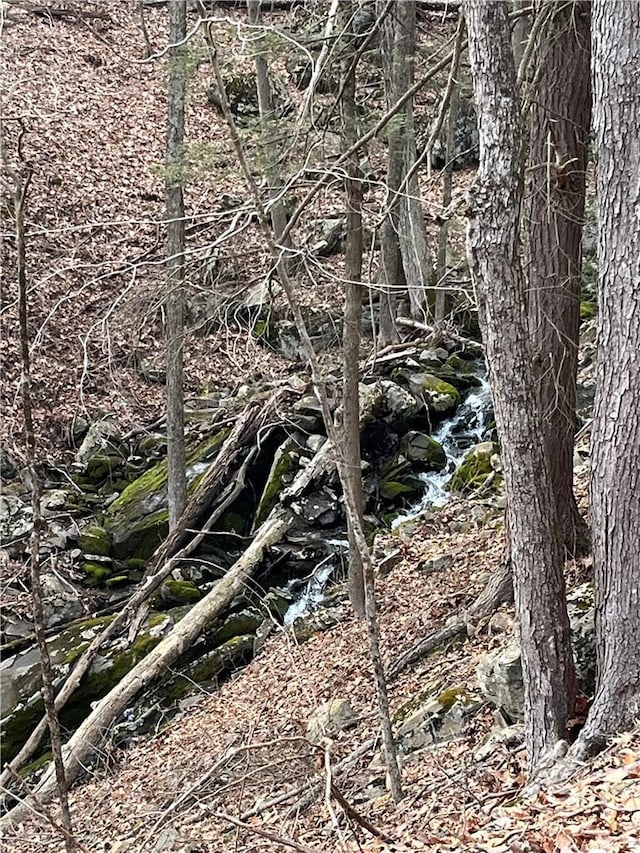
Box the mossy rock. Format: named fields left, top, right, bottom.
left=81, top=562, right=112, bottom=586
left=399, top=431, right=446, bottom=471
left=212, top=609, right=263, bottom=645
left=429, top=356, right=483, bottom=391
left=154, top=579, right=201, bottom=607
left=448, top=441, right=501, bottom=494
left=86, top=453, right=125, bottom=483
left=407, top=373, right=461, bottom=415
left=1, top=612, right=171, bottom=764
left=253, top=437, right=300, bottom=529
left=104, top=429, right=230, bottom=560
left=77, top=525, right=112, bottom=557
left=161, top=635, right=255, bottom=700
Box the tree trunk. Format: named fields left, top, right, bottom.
left=341, top=5, right=365, bottom=617
left=165, top=0, right=187, bottom=529
left=464, top=0, right=576, bottom=772
left=247, top=0, right=290, bottom=259
left=524, top=0, right=591, bottom=556
left=377, top=0, right=432, bottom=344
left=574, top=0, right=640, bottom=756
left=2, top=509, right=293, bottom=826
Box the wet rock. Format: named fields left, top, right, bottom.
left=448, top=441, right=501, bottom=494
left=400, top=431, right=447, bottom=471
left=306, top=698, right=357, bottom=744
left=407, top=373, right=461, bottom=415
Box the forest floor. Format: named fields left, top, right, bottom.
left=1, top=3, right=639, bottom=852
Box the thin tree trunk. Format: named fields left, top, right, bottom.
left=165, top=0, right=187, bottom=529
left=574, top=0, right=640, bottom=756
left=524, top=0, right=591, bottom=556
left=465, top=0, right=576, bottom=772
left=341, top=4, right=365, bottom=617
left=247, top=0, right=290, bottom=259
left=15, top=162, right=76, bottom=850
left=204, top=35, right=403, bottom=801
left=377, top=0, right=431, bottom=344
left=435, top=80, right=459, bottom=322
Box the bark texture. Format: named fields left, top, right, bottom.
left=377, top=0, right=431, bottom=343
left=576, top=0, right=640, bottom=754
left=465, top=0, right=575, bottom=771
left=165, top=0, right=187, bottom=528
left=525, top=0, right=591, bottom=555
left=341, top=9, right=366, bottom=617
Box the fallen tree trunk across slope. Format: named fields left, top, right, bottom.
left=2, top=507, right=293, bottom=827
left=0, top=393, right=288, bottom=791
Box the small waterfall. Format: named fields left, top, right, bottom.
left=392, top=372, right=492, bottom=527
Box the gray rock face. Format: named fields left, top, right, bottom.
left=41, top=572, right=84, bottom=628
left=476, top=640, right=525, bottom=722
left=75, top=417, right=122, bottom=466
left=477, top=585, right=597, bottom=720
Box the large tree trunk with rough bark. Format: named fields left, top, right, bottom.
left=524, top=0, right=591, bottom=556
left=574, top=0, right=640, bottom=756
left=464, top=0, right=576, bottom=772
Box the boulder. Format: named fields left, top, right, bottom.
left=306, top=698, right=357, bottom=744
left=407, top=373, right=461, bottom=415
left=448, top=441, right=501, bottom=494
left=476, top=640, right=524, bottom=722
left=41, top=573, right=84, bottom=628
left=400, top=431, right=447, bottom=471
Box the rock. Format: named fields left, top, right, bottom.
left=359, top=380, right=419, bottom=425
left=476, top=640, right=524, bottom=723
left=75, top=416, right=123, bottom=467
left=156, top=579, right=201, bottom=607
left=477, top=587, right=597, bottom=723
left=567, top=583, right=596, bottom=696
left=39, top=489, right=68, bottom=517
left=395, top=687, right=482, bottom=755
left=77, top=524, right=112, bottom=557
left=41, top=573, right=84, bottom=628
left=310, top=218, right=346, bottom=257
left=306, top=698, right=357, bottom=744
left=448, top=441, right=501, bottom=494
left=254, top=437, right=301, bottom=528
left=0, top=448, right=18, bottom=480
left=400, top=431, right=447, bottom=471
left=292, top=491, right=338, bottom=527
left=1, top=612, right=173, bottom=763
left=474, top=724, right=525, bottom=762
left=407, top=373, right=461, bottom=415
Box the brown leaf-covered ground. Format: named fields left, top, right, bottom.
left=2, top=4, right=638, bottom=852
left=2, top=491, right=639, bottom=852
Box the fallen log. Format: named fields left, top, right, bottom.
left=1, top=507, right=293, bottom=827
left=0, top=393, right=286, bottom=790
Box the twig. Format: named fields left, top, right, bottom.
left=212, top=811, right=321, bottom=853
left=331, top=782, right=396, bottom=845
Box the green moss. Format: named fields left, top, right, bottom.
left=162, top=635, right=254, bottom=700
left=408, top=373, right=461, bottom=414
left=380, top=480, right=416, bottom=500
left=81, top=562, right=112, bottom=585
left=77, top=525, right=112, bottom=557
left=580, top=301, right=597, bottom=320
left=154, top=579, right=201, bottom=607
left=448, top=442, right=500, bottom=494
left=105, top=575, right=130, bottom=589
left=253, top=438, right=299, bottom=528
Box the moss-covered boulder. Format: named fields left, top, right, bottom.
left=407, top=373, right=461, bottom=415
left=162, top=635, right=255, bottom=700
left=104, top=429, right=230, bottom=561
left=253, top=437, right=301, bottom=529
left=154, top=579, right=201, bottom=607
left=0, top=612, right=172, bottom=764
left=77, top=525, right=112, bottom=557
left=448, top=441, right=501, bottom=494
left=399, top=431, right=447, bottom=471
left=430, top=355, right=483, bottom=391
